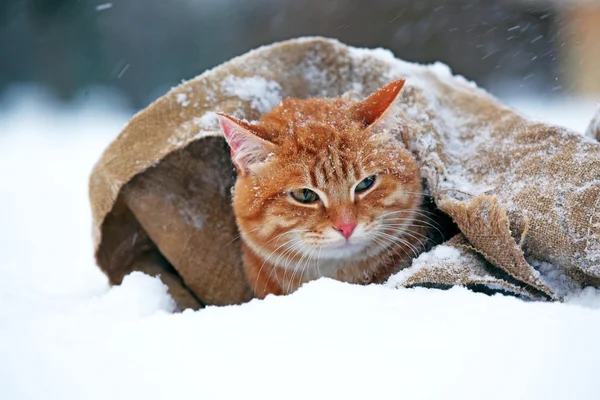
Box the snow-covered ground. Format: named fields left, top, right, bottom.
left=1, top=88, right=600, bottom=400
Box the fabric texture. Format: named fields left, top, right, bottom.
left=89, top=37, right=600, bottom=308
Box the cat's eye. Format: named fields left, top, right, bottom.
left=355, top=175, right=376, bottom=192
left=290, top=188, right=320, bottom=204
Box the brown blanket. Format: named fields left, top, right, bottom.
left=89, top=37, right=600, bottom=309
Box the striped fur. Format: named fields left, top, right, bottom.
left=219, top=80, right=428, bottom=298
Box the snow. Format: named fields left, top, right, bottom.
left=1, top=86, right=600, bottom=399
left=95, top=3, right=113, bottom=11
left=400, top=244, right=463, bottom=270
left=221, top=76, right=282, bottom=114
left=505, top=96, right=600, bottom=134
left=194, top=111, right=219, bottom=129
left=176, top=92, right=190, bottom=107
left=584, top=104, right=600, bottom=139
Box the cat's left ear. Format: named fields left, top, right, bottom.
left=354, top=79, right=418, bottom=147
left=354, top=79, right=406, bottom=127
left=217, top=113, right=277, bottom=175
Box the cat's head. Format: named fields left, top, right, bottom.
left=218, top=80, right=422, bottom=264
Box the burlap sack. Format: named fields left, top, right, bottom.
left=89, top=37, right=600, bottom=308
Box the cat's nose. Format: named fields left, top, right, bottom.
left=335, top=223, right=357, bottom=240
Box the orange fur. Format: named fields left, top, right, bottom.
left=218, top=80, right=429, bottom=298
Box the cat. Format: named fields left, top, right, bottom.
left=217, top=79, right=435, bottom=298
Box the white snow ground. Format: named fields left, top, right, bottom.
left=1, top=88, right=600, bottom=400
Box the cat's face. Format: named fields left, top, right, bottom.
left=219, top=80, right=422, bottom=268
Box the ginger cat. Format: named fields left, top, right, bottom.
left=218, top=80, right=432, bottom=298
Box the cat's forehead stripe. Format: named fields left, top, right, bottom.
left=308, top=166, right=318, bottom=188
left=339, top=156, right=348, bottom=177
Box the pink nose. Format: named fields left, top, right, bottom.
left=335, top=223, right=357, bottom=239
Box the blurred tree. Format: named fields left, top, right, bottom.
left=0, top=0, right=563, bottom=109
left=27, top=0, right=75, bottom=16
left=27, top=0, right=107, bottom=101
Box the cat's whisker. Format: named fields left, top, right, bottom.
left=254, top=229, right=310, bottom=291
left=287, top=245, right=309, bottom=293
left=278, top=243, right=299, bottom=275
left=315, top=245, right=323, bottom=279
left=307, top=247, right=317, bottom=279
left=384, top=217, right=445, bottom=239
left=380, top=222, right=434, bottom=234
left=297, top=247, right=316, bottom=292
left=275, top=239, right=304, bottom=272
left=394, top=234, right=426, bottom=256
left=400, top=208, right=446, bottom=225
left=285, top=244, right=310, bottom=293
left=255, top=238, right=299, bottom=293
left=407, top=215, right=444, bottom=229
left=380, top=208, right=442, bottom=220
left=380, top=224, right=436, bottom=247
left=382, top=235, right=421, bottom=261
left=370, top=235, right=393, bottom=257
left=265, top=235, right=310, bottom=290
left=279, top=240, right=307, bottom=290
left=222, top=226, right=262, bottom=248
left=269, top=229, right=310, bottom=248
left=262, top=237, right=298, bottom=268
left=253, top=231, right=296, bottom=266
left=393, top=229, right=429, bottom=252
left=297, top=245, right=315, bottom=289
left=376, top=232, right=414, bottom=256
left=383, top=212, right=444, bottom=230
left=382, top=222, right=434, bottom=230
left=371, top=232, right=410, bottom=261
left=273, top=242, right=301, bottom=273
left=385, top=217, right=440, bottom=227
left=374, top=231, right=420, bottom=258
left=298, top=262, right=307, bottom=291
left=382, top=211, right=432, bottom=218
left=378, top=210, right=412, bottom=219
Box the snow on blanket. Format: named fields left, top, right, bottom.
left=1, top=94, right=600, bottom=400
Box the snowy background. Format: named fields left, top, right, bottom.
left=2, top=0, right=600, bottom=398
left=1, top=85, right=600, bottom=399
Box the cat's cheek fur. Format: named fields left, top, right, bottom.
left=381, top=187, right=412, bottom=207
left=234, top=186, right=279, bottom=242
left=242, top=244, right=285, bottom=299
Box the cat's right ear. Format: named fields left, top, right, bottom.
left=217, top=113, right=277, bottom=175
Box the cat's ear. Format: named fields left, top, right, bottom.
left=217, top=113, right=276, bottom=175
left=354, top=79, right=406, bottom=127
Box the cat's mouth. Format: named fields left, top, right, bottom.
left=296, top=221, right=409, bottom=261
left=299, top=228, right=381, bottom=261
left=318, top=237, right=369, bottom=259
